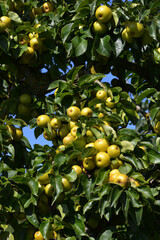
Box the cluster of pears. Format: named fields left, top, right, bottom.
left=20, top=27, right=43, bottom=65
left=7, top=125, right=23, bottom=142
left=17, top=93, right=39, bottom=118
left=92, top=5, right=112, bottom=35
left=18, top=93, right=32, bottom=116
left=0, top=16, right=11, bottom=33
left=36, top=88, right=130, bottom=189
left=121, top=21, right=144, bottom=43
left=18, top=2, right=54, bottom=65
left=109, top=169, right=139, bottom=188
left=31, top=1, right=54, bottom=17
left=34, top=229, right=57, bottom=240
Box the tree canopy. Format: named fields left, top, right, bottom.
left=1, top=0, right=160, bottom=239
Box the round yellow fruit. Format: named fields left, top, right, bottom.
left=92, top=21, right=108, bottom=35
left=72, top=165, right=83, bottom=176
left=121, top=28, right=133, bottom=43
left=42, top=2, right=54, bottom=13
left=43, top=129, right=56, bottom=141
left=70, top=126, right=79, bottom=138
left=94, top=138, right=109, bottom=152
left=68, top=120, right=77, bottom=130
left=67, top=106, right=81, bottom=120
left=95, top=5, right=112, bottom=23
left=0, top=16, right=11, bottom=32
left=107, top=145, right=120, bottom=158
left=109, top=169, right=120, bottom=183
left=29, top=37, right=43, bottom=54
left=50, top=118, right=62, bottom=129
left=58, top=125, right=69, bottom=138
left=20, top=46, right=35, bottom=65
left=62, top=177, right=73, bottom=192
left=37, top=115, right=50, bottom=128
left=56, top=145, right=65, bottom=154
left=86, top=130, right=94, bottom=137
left=105, top=97, right=116, bottom=109
left=81, top=107, right=93, bottom=118
left=95, top=152, right=111, bottom=168
left=34, top=231, right=44, bottom=240
left=14, top=128, right=23, bottom=141
left=83, top=156, right=96, bottom=171
left=114, top=173, right=129, bottom=188
left=96, top=90, right=107, bottom=100
left=44, top=183, right=54, bottom=197
left=125, top=21, right=144, bottom=38
left=38, top=169, right=54, bottom=185
left=63, top=134, right=74, bottom=145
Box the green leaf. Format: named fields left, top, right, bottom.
left=50, top=175, right=63, bottom=203
left=26, top=207, right=39, bottom=229
left=148, top=19, right=157, bottom=40
left=66, top=237, right=77, bottom=240
left=81, top=175, right=95, bottom=200
left=99, top=229, right=113, bottom=240
left=28, top=178, right=38, bottom=196
left=78, top=73, right=106, bottom=87
left=8, top=11, right=22, bottom=23
left=61, top=23, right=74, bottom=43
left=8, top=144, right=15, bottom=160
left=110, top=185, right=123, bottom=208
left=81, top=147, right=97, bottom=160
left=147, top=149, right=160, bottom=164
left=72, top=36, right=88, bottom=57
left=39, top=220, right=51, bottom=239
left=71, top=216, right=86, bottom=237
left=97, top=35, right=111, bottom=57
left=0, top=35, right=9, bottom=53
left=47, top=80, right=66, bottom=90
left=67, top=65, right=84, bottom=82
left=114, top=37, right=124, bottom=57
left=137, top=185, right=154, bottom=200
left=118, top=128, right=138, bottom=137
left=102, top=125, right=117, bottom=140
left=65, top=169, right=77, bottom=183
left=136, top=88, right=157, bottom=104
left=119, top=163, right=132, bottom=174
left=135, top=207, right=143, bottom=226
left=54, top=153, right=69, bottom=168
left=120, top=140, right=134, bottom=153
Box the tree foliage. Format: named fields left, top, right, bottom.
left=1, top=0, right=160, bottom=239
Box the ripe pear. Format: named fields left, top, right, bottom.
left=62, top=177, right=73, bottom=192
left=42, top=2, right=54, bottom=13
left=67, top=106, right=81, bottom=120
left=29, top=37, right=43, bottom=54
left=43, top=129, right=56, bottom=141
left=14, top=128, right=23, bottom=141
left=50, top=118, right=62, bottom=129
left=37, top=115, right=50, bottom=128
left=72, top=165, right=83, bottom=176
left=81, top=107, right=93, bottom=118
left=95, top=5, right=112, bottom=23
left=107, top=145, right=120, bottom=158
